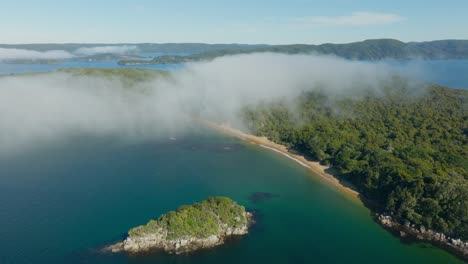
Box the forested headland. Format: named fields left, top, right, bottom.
left=242, top=79, right=468, bottom=240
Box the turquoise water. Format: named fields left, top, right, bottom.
left=0, top=129, right=463, bottom=264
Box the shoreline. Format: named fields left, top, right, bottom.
left=378, top=214, right=468, bottom=261
left=204, top=121, right=360, bottom=200
left=204, top=121, right=468, bottom=261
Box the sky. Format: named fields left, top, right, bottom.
left=0, top=0, right=467, bottom=44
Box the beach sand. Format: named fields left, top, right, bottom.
left=205, top=121, right=360, bottom=200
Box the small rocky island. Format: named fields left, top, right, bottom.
left=107, top=197, right=253, bottom=254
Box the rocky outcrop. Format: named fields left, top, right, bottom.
left=377, top=214, right=468, bottom=260
left=106, top=197, right=253, bottom=255
left=115, top=214, right=251, bottom=254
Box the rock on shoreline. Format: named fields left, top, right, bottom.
left=377, top=214, right=468, bottom=260
left=106, top=197, right=253, bottom=255
left=120, top=215, right=250, bottom=254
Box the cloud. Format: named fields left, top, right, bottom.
left=0, top=53, right=420, bottom=155
left=293, top=12, right=404, bottom=27
left=0, top=45, right=139, bottom=61
left=0, top=48, right=75, bottom=61
left=74, top=45, right=139, bottom=56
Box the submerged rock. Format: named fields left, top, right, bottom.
left=108, top=197, right=253, bottom=254
left=248, top=192, right=278, bottom=204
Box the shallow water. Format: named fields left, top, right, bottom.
left=0, top=129, right=463, bottom=264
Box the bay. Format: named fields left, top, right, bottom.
left=0, top=129, right=462, bottom=264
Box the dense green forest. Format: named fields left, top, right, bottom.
left=128, top=197, right=248, bottom=239
left=242, top=80, right=468, bottom=239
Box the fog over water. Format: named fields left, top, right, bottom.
left=0, top=53, right=422, bottom=155
left=0, top=53, right=464, bottom=264
left=0, top=48, right=75, bottom=60
left=0, top=45, right=139, bottom=61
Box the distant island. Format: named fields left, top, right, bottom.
left=107, top=197, right=253, bottom=254
left=1, top=53, right=145, bottom=65
left=118, top=39, right=468, bottom=65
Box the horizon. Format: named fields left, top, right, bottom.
left=1, top=1, right=468, bottom=263
left=2, top=38, right=468, bottom=46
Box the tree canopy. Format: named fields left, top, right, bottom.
left=128, top=197, right=248, bottom=240
left=242, top=82, right=468, bottom=239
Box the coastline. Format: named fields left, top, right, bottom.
left=107, top=211, right=253, bottom=255
left=378, top=214, right=468, bottom=260
left=204, top=121, right=468, bottom=261
left=204, top=121, right=360, bottom=200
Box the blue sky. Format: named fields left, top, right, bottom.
left=1, top=0, right=467, bottom=44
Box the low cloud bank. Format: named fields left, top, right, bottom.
left=0, top=48, right=75, bottom=61
left=0, top=53, right=421, bottom=154
left=74, top=45, right=139, bottom=56
left=0, top=45, right=139, bottom=61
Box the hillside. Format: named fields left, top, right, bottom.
left=0, top=43, right=263, bottom=54
left=118, top=39, right=468, bottom=65
left=3, top=39, right=468, bottom=65
left=242, top=81, right=468, bottom=240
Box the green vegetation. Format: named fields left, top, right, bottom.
left=0, top=68, right=169, bottom=83
left=128, top=197, right=248, bottom=240
left=1, top=54, right=145, bottom=65
left=242, top=81, right=468, bottom=239
left=58, top=68, right=171, bottom=88
left=118, top=39, right=468, bottom=65
left=118, top=50, right=250, bottom=65
left=59, top=68, right=168, bottom=82
left=3, top=39, right=468, bottom=65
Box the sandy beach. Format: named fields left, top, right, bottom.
left=205, top=121, right=360, bottom=200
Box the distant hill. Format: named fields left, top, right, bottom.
left=0, top=43, right=265, bottom=64
left=306, top=39, right=468, bottom=60
left=117, top=39, right=468, bottom=65
left=2, top=39, right=468, bottom=64
left=0, top=43, right=264, bottom=54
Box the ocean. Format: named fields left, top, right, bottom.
left=0, top=57, right=466, bottom=263
left=0, top=129, right=463, bottom=263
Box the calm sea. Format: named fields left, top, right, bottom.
left=388, top=59, right=468, bottom=89
left=0, top=58, right=466, bottom=263
left=0, top=129, right=463, bottom=264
